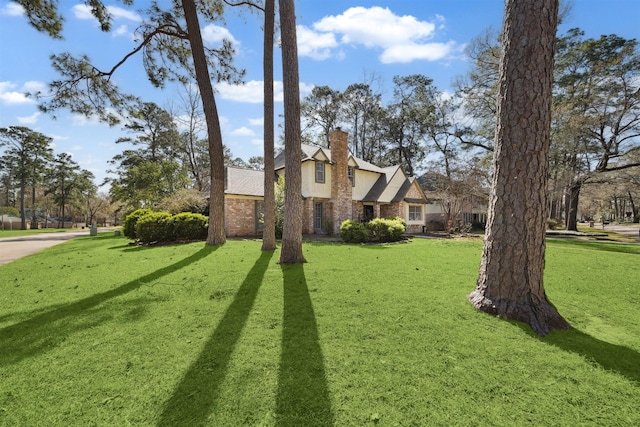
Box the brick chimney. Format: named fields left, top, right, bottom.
left=330, top=128, right=352, bottom=234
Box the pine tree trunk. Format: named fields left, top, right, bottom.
left=182, top=0, right=226, bottom=245
left=261, top=0, right=277, bottom=251
left=469, top=0, right=570, bottom=336
left=278, top=0, right=306, bottom=263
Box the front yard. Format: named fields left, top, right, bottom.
left=1, top=235, right=638, bottom=426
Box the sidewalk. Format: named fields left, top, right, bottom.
left=0, top=230, right=97, bottom=266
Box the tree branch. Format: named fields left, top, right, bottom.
left=222, top=0, right=265, bottom=12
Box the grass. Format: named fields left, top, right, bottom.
left=0, top=235, right=639, bottom=426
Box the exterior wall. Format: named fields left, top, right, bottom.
left=301, top=160, right=331, bottom=198
left=380, top=203, right=401, bottom=218
left=403, top=182, right=428, bottom=232
left=352, top=201, right=363, bottom=222
left=225, top=196, right=262, bottom=237
left=352, top=169, right=380, bottom=200
left=302, top=197, right=314, bottom=234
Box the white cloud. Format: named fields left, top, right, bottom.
left=113, top=24, right=132, bottom=38
left=216, top=80, right=313, bottom=103
left=108, top=6, right=142, bottom=22
left=49, top=134, right=68, bottom=141
left=248, top=117, right=264, bottom=126
left=380, top=41, right=457, bottom=64
left=72, top=4, right=141, bottom=35
left=299, top=6, right=457, bottom=64
left=250, top=138, right=263, bottom=146
left=202, top=24, right=239, bottom=48
left=72, top=4, right=96, bottom=20
left=22, top=80, right=47, bottom=95
left=298, top=83, right=315, bottom=98
left=296, top=25, right=338, bottom=60
left=72, top=145, right=84, bottom=151
left=17, top=112, right=40, bottom=125
left=1, top=2, right=24, bottom=16
left=231, top=127, right=256, bottom=137
left=0, top=81, right=32, bottom=104
left=216, top=80, right=263, bottom=103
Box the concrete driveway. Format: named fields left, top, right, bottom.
left=0, top=230, right=96, bottom=266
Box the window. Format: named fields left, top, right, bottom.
left=408, top=205, right=422, bottom=221
left=315, top=161, right=325, bottom=183
left=348, top=166, right=355, bottom=186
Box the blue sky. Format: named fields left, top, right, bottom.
left=1, top=0, right=638, bottom=187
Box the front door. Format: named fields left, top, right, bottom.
left=314, top=202, right=323, bottom=234
left=364, top=205, right=374, bottom=222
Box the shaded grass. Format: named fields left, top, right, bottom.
left=0, top=235, right=638, bottom=426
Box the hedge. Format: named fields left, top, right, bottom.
left=173, top=212, right=208, bottom=240
left=340, top=217, right=406, bottom=243
left=135, top=212, right=175, bottom=244
left=123, top=208, right=154, bottom=240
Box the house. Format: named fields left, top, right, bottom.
left=223, top=128, right=431, bottom=237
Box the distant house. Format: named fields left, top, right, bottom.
left=223, top=128, right=432, bottom=237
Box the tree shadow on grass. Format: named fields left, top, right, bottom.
left=548, top=239, right=640, bottom=255
left=521, top=325, right=640, bottom=384
left=157, top=250, right=274, bottom=426
left=0, top=245, right=217, bottom=366
left=276, top=264, right=334, bottom=426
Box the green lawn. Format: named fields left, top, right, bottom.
left=1, top=235, right=638, bottom=426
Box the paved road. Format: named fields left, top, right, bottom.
left=602, top=223, right=640, bottom=241
left=0, top=230, right=97, bottom=266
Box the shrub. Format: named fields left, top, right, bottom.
left=392, top=216, right=407, bottom=228
left=0, top=206, right=19, bottom=217
left=366, top=217, right=406, bottom=242
left=136, top=212, right=175, bottom=244
left=546, top=218, right=561, bottom=230
left=159, top=189, right=209, bottom=215
left=340, top=219, right=369, bottom=243
left=173, top=212, right=208, bottom=240
left=123, top=208, right=153, bottom=240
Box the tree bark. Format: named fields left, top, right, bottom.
left=278, top=0, right=306, bottom=263
left=261, top=0, right=276, bottom=251
left=565, top=179, right=584, bottom=231
left=629, top=191, right=639, bottom=223
left=182, top=0, right=226, bottom=245
left=468, top=0, right=570, bottom=336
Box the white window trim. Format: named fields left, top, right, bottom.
left=408, top=204, right=423, bottom=222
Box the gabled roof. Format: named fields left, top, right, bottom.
left=350, top=156, right=387, bottom=173
left=362, top=165, right=402, bottom=202
left=274, top=143, right=390, bottom=175
left=274, top=144, right=332, bottom=170
left=240, top=143, right=427, bottom=205
left=225, top=167, right=264, bottom=196
left=397, top=178, right=429, bottom=204
left=392, top=178, right=414, bottom=203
